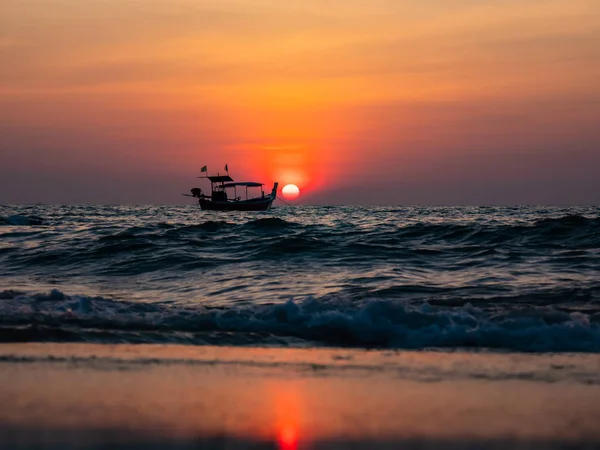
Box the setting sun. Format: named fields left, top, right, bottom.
left=282, top=184, right=300, bottom=200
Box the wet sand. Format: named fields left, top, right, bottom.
left=1, top=343, right=600, bottom=449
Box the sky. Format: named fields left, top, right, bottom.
left=1, top=0, right=599, bottom=205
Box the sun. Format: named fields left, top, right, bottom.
left=281, top=184, right=300, bottom=200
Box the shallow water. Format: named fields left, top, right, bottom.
left=1, top=205, right=599, bottom=351
left=1, top=344, right=600, bottom=449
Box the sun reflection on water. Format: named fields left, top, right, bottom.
left=269, top=382, right=302, bottom=450
left=277, top=423, right=299, bottom=450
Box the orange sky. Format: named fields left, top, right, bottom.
left=1, top=0, right=599, bottom=204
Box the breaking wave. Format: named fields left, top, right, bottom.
left=1, top=289, right=599, bottom=352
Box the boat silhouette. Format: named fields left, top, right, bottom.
left=183, top=166, right=278, bottom=211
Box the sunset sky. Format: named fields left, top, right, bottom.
left=1, top=0, right=599, bottom=204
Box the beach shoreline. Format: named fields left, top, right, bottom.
left=1, top=343, right=599, bottom=449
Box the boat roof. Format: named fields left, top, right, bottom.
left=222, top=182, right=263, bottom=188
left=199, top=175, right=234, bottom=182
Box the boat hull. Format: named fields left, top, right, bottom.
left=199, top=197, right=274, bottom=211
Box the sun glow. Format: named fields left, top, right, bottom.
left=277, top=424, right=299, bottom=450
left=281, top=184, right=300, bottom=200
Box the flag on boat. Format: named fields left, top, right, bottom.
left=200, top=165, right=207, bottom=173
left=225, top=164, right=228, bottom=172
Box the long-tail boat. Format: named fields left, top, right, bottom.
left=183, top=165, right=278, bottom=211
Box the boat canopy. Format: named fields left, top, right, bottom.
left=222, top=182, right=264, bottom=188
left=200, top=175, right=234, bottom=182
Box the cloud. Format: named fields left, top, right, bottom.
left=1, top=0, right=598, bottom=101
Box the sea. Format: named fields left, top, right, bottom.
left=1, top=204, right=599, bottom=352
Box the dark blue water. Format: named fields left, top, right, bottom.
left=1, top=205, right=599, bottom=351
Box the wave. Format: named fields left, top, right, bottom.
left=245, top=217, right=296, bottom=229
left=534, top=214, right=598, bottom=227
left=0, top=215, right=45, bottom=226
left=1, top=289, right=599, bottom=352
left=178, top=221, right=233, bottom=233
left=2, top=213, right=599, bottom=275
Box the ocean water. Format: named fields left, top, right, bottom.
left=1, top=204, right=599, bottom=352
